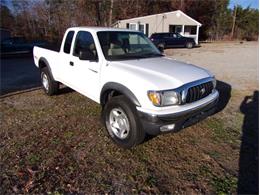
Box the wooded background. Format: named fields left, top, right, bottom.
left=0, top=0, right=259, bottom=42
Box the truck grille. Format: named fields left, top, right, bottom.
left=185, top=81, right=213, bottom=103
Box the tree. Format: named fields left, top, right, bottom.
left=235, top=6, right=259, bottom=40
left=0, top=4, right=14, bottom=29
left=1, top=0, right=258, bottom=41
left=211, top=0, right=232, bottom=40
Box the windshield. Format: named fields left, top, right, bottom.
left=97, top=31, right=163, bottom=61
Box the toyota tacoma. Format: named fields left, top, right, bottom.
left=33, top=27, right=219, bottom=148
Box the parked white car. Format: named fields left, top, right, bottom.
left=33, top=27, right=219, bottom=148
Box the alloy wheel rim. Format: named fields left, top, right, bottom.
left=108, top=107, right=130, bottom=139
left=41, top=73, right=49, bottom=91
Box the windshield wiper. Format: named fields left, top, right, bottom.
left=107, top=53, right=164, bottom=61
left=141, top=53, right=164, bottom=58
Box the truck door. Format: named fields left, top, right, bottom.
left=57, top=30, right=75, bottom=85
left=69, top=31, right=101, bottom=101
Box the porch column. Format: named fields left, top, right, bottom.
left=181, top=25, right=184, bottom=36
left=196, top=25, right=200, bottom=45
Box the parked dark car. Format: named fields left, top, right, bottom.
left=150, top=33, right=196, bottom=49
left=30, top=40, right=49, bottom=48
left=0, top=37, right=32, bottom=55
left=0, top=37, right=48, bottom=56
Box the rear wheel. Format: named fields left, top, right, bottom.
left=40, top=67, right=59, bottom=96
left=102, top=95, right=145, bottom=148
left=157, top=42, right=165, bottom=50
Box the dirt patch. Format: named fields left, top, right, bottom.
left=165, top=41, right=259, bottom=91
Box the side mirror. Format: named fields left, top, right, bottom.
left=79, top=49, right=97, bottom=61
left=158, top=46, right=164, bottom=53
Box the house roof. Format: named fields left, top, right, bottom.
left=115, top=10, right=202, bottom=26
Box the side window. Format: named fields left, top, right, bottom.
left=163, top=33, right=170, bottom=38
left=73, top=31, right=97, bottom=57
left=63, top=31, right=75, bottom=54
left=176, top=33, right=182, bottom=38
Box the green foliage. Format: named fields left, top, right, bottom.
left=212, top=176, right=237, bottom=195
left=211, top=0, right=233, bottom=39
left=27, top=153, right=41, bottom=165
left=235, top=6, right=259, bottom=40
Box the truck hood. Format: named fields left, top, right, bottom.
left=110, top=57, right=213, bottom=90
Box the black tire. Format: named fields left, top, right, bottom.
left=157, top=42, right=165, bottom=50
left=40, top=67, right=59, bottom=96
left=186, top=42, right=194, bottom=49
left=102, top=95, right=145, bottom=149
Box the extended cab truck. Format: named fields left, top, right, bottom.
left=33, top=27, right=219, bottom=148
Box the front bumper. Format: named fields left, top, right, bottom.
left=138, top=91, right=219, bottom=135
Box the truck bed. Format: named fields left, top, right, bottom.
left=33, top=46, right=60, bottom=70
left=39, top=44, right=60, bottom=52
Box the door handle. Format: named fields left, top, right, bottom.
left=69, top=61, right=74, bottom=66
left=88, top=68, right=98, bottom=73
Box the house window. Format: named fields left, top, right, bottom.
left=169, top=25, right=182, bottom=33
left=184, top=26, right=197, bottom=35
left=138, top=24, right=145, bottom=34
left=129, top=23, right=137, bottom=30
left=128, top=23, right=148, bottom=35
left=175, top=26, right=182, bottom=33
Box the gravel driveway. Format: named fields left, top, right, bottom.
left=165, top=41, right=259, bottom=91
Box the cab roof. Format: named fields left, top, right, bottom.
left=67, top=26, right=138, bottom=33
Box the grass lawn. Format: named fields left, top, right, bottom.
left=1, top=81, right=258, bottom=194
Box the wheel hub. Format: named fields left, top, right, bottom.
left=108, top=108, right=130, bottom=139
left=41, top=73, right=49, bottom=91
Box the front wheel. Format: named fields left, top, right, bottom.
left=186, top=42, right=194, bottom=49
left=102, top=95, right=145, bottom=148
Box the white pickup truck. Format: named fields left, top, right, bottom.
left=33, top=27, right=219, bottom=148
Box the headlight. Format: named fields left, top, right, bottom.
left=148, top=90, right=180, bottom=106
left=212, top=77, right=217, bottom=89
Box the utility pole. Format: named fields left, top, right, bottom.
left=136, top=0, right=139, bottom=16
left=231, top=2, right=237, bottom=39
left=180, top=0, right=183, bottom=10
left=109, top=0, right=114, bottom=26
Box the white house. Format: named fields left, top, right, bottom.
left=113, top=10, right=202, bottom=44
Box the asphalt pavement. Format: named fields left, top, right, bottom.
left=0, top=54, right=41, bottom=95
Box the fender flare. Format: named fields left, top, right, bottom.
left=100, top=82, right=141, bottom=107
left=38, top=57, right=55, bottom=80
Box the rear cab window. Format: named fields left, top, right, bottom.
left=63, top=31, right=75, bottom=54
